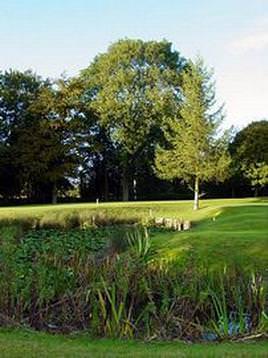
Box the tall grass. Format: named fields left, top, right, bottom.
left=207, top=269, right=266, bottom=339
left=0, top=210, right=143, bottom=231
left=0, top=223, right=267, bottom=341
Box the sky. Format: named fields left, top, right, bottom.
left=0, top=0, right=267, bottom=129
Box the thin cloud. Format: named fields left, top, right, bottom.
left=231, top=30, right=268, bottom=52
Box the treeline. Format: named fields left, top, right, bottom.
left=0, top=39, right=267, bottom=204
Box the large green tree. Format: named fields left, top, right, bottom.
left=155, top=59, right=231, bottom=210
left=80, top=39, right=186, bottom=200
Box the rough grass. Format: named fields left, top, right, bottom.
left=0, top=329, right=267, bottom=358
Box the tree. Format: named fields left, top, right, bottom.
left=0, top=69, right=43, bottom=142
left=0, top=70, right=80, bottom=203
left=21, top=79, right=80, bottom=204
left=230, top=120, right=268, bottom=197
left=230, top=120, right=268, bottom=164
left=155, top=58, right=231, bottom=210
left=0, top=70, right=43, bottom=200
left=80, top=39, right=186, bottom=201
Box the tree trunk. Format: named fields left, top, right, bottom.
left=133, top=178, right=137, bottom=201
left=193, top=177, right=199, bottom=210
left=104, top=165, right=109, bottom=202
left=52, top=183, right=57, bottom=204
left=231, top=186, right=235, bottom=198
left=122, top=168, right=129, bottom=201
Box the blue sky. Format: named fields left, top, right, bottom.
left=1, top=0, right=267, bottom=129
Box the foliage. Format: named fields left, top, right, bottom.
left=155, top=58, right=231, bottom=209
left=230, top=120, right=268, bottom=196
left=0, top=70, right=43, bottom=199
left=242, top=162, right=268, bottom=194
left=207, top=270, right=266, bottom=339
left=0, top=70, right=79, bottom=203
left=19, top=80, right=80, bottom=203
left=81, top=39, right=185, bottom=156
left=126, top=227, right=152, bottom=261
left=230, top=120, right=268, bottom=165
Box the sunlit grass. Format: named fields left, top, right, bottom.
left=152, top=204, right=268, bottom=270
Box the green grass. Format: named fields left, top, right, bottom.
left=152, top=203, right=268, bottom=269
left=0, top=329, right=267, bottom=357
